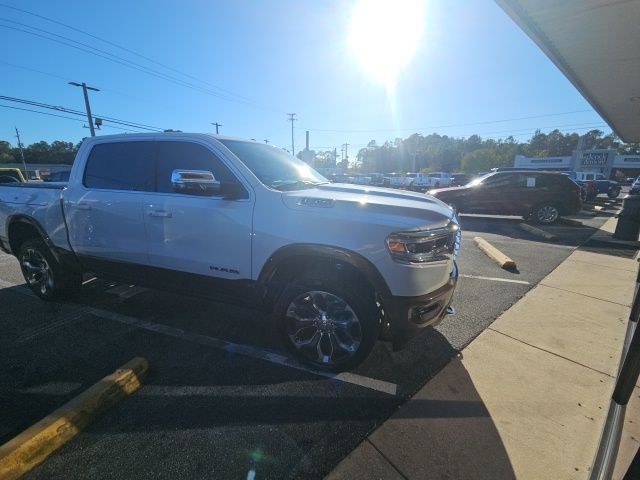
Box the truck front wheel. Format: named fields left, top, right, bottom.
left=18, top=238, right=81, bottom=301
left=274, top=272, right=379, bottom=371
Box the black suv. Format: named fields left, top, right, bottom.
left=429, top=171, right=583, bottom=224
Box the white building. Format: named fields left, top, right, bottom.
left=514, top=149, right=640, bottom=178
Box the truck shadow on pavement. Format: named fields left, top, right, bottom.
left=2, top=297, right=516, bottom=480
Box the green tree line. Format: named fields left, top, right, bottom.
left=353, top=129, right=640, bottom=174
left=2, top=129, right=639, bottom=172
left=0, top=140, right=80, bottom=165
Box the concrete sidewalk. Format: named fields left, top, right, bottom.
left=328, top=218, right=640, bottom=480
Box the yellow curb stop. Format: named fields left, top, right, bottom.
left=474, top=237, right=517, bottom=270
left=519, top=223, right=558, bottom=240
left=0, top=357, right=148, bottom=480
left=558, top=217, right=583, bottom=227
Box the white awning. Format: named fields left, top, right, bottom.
left=496, top=0, right=640, bottom=142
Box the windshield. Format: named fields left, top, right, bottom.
left=219, top=140, right=327, bottom=190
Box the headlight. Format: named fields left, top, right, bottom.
left=386, top=220, right=460, bottom=264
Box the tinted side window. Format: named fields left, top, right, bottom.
left=483, top=174, right=516, bottom=188
left=536, top=175, right=563, bottom=188
left=155, top=141, right=236, bottom=194
left=84, top=142, right=156, bottom=191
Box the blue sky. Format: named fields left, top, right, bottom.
left=0, top=0, right=609, bottom=155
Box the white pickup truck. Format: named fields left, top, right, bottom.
left=0, top=133, right=459, bottom=370
left=411, top=172, right=453, bottom=192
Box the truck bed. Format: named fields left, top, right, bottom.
left=0, top=182, right=70, bottom=254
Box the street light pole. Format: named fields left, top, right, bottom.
left=69, top=82, right=99, bottom=136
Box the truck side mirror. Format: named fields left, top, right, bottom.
left=171, top=169, right=220, bottom=196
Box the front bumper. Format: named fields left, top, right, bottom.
left=382, top=261, right=458, bottom=349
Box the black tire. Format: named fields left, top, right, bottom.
left=608, top=189, right=620, bottom=199
left=531, top=203, right=560, bottom=225
left=274, top=270, right=379, bottom=372
left=18, top=238, right=81, bottom=301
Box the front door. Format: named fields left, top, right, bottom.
left=143, top=140, right=254, bottom=287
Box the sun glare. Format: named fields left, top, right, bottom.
left=348, top=0, right=425, bottom=91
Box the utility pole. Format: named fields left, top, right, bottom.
left=14, top=127, right=27, bottom=176
left=69, top=82, right=99, bottom=136
left=343, top=143, right=350, bottom=164
left=264, top=139, right=269, bottom=144
left=287, top=113, right=297, bottom=156
left=212, top=122, right=222, bottom=134
left=334, top=147, right=338, bottom=166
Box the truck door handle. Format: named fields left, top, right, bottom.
left=76, top=203, right=92, bottom=210
left=148, top=210, right=172, bottom=218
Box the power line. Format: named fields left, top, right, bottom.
left=0, top=59, right=69, bottom=81
left=0, top=95, right=164, bottom=132
left=1, top=104, right=144, bottom=134
left=0, top=60, right=190, bottom=114
left=0, top=3, right=258, bottom=102
left=0, top=15, right=283, bottom=113
left=302, top=109, right=596, bottom=134
left=0, top=101, right=162, bottom=133
left=0, top=103, right=86, bottom=123
left=0, top=21, right=241, bottom=103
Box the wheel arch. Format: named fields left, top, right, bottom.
left=258, top=244, right=391, bottom=299
left=7, top=215, right=52, bottom=256
left=6, top=215, right=79, bottom=271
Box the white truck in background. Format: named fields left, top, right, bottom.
left=0, top=133, right=460, bottom=371
left=411, top=172, right=453, bottom=192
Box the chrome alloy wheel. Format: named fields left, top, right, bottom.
left=285, top=290, right=362, bottom=366
left=536, top=205, right=559, bottom=224
left=21, top=248, right=54, bottom=296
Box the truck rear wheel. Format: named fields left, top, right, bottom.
left=274, top=271, right=379, bottom=372
left=18, top=238, right=81, bottom=301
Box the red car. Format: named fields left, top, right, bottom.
left=429, top=171, right=582, bottom=224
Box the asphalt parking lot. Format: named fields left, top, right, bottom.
left=0, top=205, right=620, bottom=479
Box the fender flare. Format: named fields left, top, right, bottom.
left=6, top=215, right=78, bottom=270
left=257, top=243, right=392, bottom=298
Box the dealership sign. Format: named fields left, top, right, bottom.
left=581, top=152, right=609, bottom=166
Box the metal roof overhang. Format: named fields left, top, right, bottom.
left=495, top=0, right=640, bottom=142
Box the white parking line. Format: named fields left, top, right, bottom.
left=83, top=306, right=398, bottom=396
left=460, top=274, right=531, bottom=285
left=0, top=277, right=398, bottom=396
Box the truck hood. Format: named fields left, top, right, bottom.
left=280, top=183, right=455, bottom=229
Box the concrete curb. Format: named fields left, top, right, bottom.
left=519, top=223, right=558, bottom=240
left=558, top=217, right=584, bottom=227
left=474, top=237, right=516, bottom=269
left=0, top=357, right=148, bottom=480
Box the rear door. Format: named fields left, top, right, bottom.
left=64, top=141, right=155, bottom=268
left=143, top=140, right=254, bottom=282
